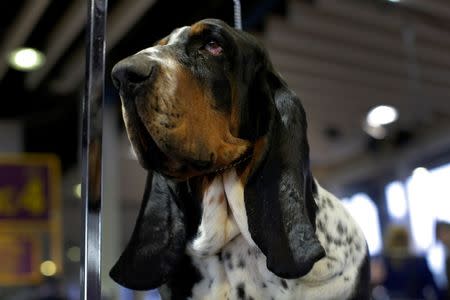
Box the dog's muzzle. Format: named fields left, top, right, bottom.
left=111, top=54, right=155, bottom=94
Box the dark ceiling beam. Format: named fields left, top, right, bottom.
left=289, top=3, right=403, bottom=54
left=317, top=0, right=450, bottom=46
left=283, top=70, right=449, bottom=134
left=293, top=85, right=447, bottom=132
left=50, top=0, right=157, bottom=94
left=398, top=0, right=450, bottom=21
left=25, top=0, right=86, bottom=90
left=291, top=81, right=449, bottom=117
left=290, top=86, right=418, bottom=134
left=309, top=138, right=367, bottom=170
left=271, top=50, right=410, bottom=90
left=266, top=19, right=450, bottom=87
left=266, top=22, right=407, bottom=76
left=269, top=49, right=450, bottom=95
left=0, top=0, right=51, bottom=80
left=288, top=2, right=450, bottom=68
left=286, top=70, right=450, bottom=121
left=284, top=70, right=449, bottom=103
left=314, top=121, right=450, bottom=189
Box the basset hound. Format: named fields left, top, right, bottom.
left=110, top=19, right=370, bottom=300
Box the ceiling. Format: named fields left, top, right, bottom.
left=263, top=0, right=450, bottom=185
left=1, top=0, right=450, bottom=191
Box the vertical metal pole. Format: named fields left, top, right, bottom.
left=81, top=0, right=107, bottom=299
left=233, top=0, right=242, bottom=30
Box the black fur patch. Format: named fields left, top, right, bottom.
left=337, top=222, right=345, bottom=234
left=236, top=283, right=246, bottom=299
left=317, top=220, right=325, bottom=232
left=238, top=259, right=246, bottom=268
left=166, top=255, right=202, bottom=300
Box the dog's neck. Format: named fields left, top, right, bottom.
left=187, top=169, right=255, bottom=257
left=187, top=137, right=269, bottom=257
left=210, top=153, right=252, bottom=175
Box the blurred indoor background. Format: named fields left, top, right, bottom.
left=0, top=0, right=449, bottom=299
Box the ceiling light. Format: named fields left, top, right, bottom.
left=412, top=167, right=429, bottom=178
left=66, top=246, right=81, bottom=262
left=363, top=123, right=387, bottom=140
left=40, top=260, right=57, bottom=277
left=73, top=183, right=81, bottom=199
left=388, top=0, right=400, bottom=2
left=366, top=105, right=398, bottom=127
left=8, top=47, right=45, bottom=71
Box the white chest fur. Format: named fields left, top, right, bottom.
left=186, top=170, right=367, bottom=300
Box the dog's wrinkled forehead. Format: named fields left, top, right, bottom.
left=166, top=26, right=190, bottom=45
left=136, top=19, right=237, bottom=59
left=137, top=26, right=189, bottom=59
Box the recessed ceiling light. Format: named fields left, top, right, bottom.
left=67, top=246, right=81, bottom=262
left=73, top=183, right=81, bottom=199
left=366, top=105, right=398, bottom=127
left=363, top=122, right=387, bottom=140
left=8, top=47, right=45, bottom=71
left=412, top=167, right=429, bottom=178
left=388, top=0, right=400, bottom=2
left=40, top=260, right=57, bottom=277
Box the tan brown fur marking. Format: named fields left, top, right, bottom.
left=238, top=137, right=268, bottom=185
left=190, top=22, right=208, bottom=36
left=156, top=37, right=168, bottom=46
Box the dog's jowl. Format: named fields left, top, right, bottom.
left=110, top=19, right=370, bottom=300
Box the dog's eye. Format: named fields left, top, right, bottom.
left=204, top=41, right=223, bottom=56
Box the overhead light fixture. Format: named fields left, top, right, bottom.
left=8, top=47, right=45, bottom=71
left=388, top=0, right=400, bottom=2
left=73, top=183, right=81, bottom=199
left=363, top=123, right=387, bottom=140
left=366, top=105, right=398, bottom=127
left=40, top=260, right=57, bottom=277
left=412, top=167, right=429, bottom=178
left=66, top=246, right=81, bottom=263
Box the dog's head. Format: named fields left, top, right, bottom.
left=112, top=19, right=270, bottom=180
left=110, top=19, right=324, bottom=290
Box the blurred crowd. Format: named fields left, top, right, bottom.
left=371, top=222, right=450, bottom=300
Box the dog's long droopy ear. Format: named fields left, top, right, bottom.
left=244, top=69, right=325, bottom=279
left=110, top=172, right=187, bottom=290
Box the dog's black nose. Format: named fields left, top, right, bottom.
left=111, top=55, right=154, bottom=90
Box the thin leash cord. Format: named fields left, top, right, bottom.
left=233, top=0, right=242, bottom=30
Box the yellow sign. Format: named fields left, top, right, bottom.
left=0, top=233, right=41, bottom=285
left=0, top=154, right=62, bottom=285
